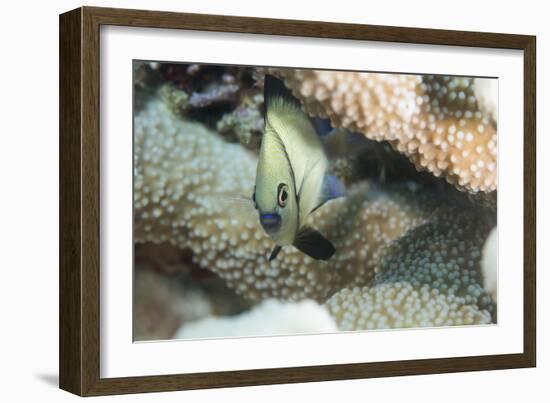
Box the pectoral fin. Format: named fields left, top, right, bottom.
left=269, top=245, right=283, bottom=261
left=293, top=226, right=336, bottom=260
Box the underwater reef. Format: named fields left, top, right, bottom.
left=133, top=62, right=497, bottom=340
left=264, top=69, right=497, bottom=193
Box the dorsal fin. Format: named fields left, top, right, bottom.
left=264, top=74, right=300, bottom=116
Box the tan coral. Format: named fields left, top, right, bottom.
left=134, top=99, right=441, bottom=302
left=325, top=207, right=496, bottom=330
left=268, top=69, right=497, bottom=193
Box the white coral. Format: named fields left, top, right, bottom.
left=474, top=78, right=498, bottom=123
left=481, top=227, right=497, bottom=301
left=175, top=299, right=337, bottom=339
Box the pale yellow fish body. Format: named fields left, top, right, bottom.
left=255, top=96, right=328, bottom=246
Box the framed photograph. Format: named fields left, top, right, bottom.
left=59, top=6, right=536, bottom=396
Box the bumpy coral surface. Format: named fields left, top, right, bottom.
left=134, top=99, right=443, bottom=302
left=326, top=207, right=496, bottom=330
left=268, top=69, right=497, bottom=193
left=326, top=282, right=492, bottom=330
left=135, top=65, right=498, bottom=334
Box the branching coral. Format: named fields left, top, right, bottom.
left=134, top=62, right=266, bottom=148
left=267, top=69, right=497, bottom=193
left=134, top=99, right=445, bottom=302
left=325, top=207, right=496, bottom=330
left=216, top=93, right=264, bottom=148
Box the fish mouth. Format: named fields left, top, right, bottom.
left=260, top=213, right=282, bottom=233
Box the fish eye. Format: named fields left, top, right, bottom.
left=277, top=183, right=289, bottom=208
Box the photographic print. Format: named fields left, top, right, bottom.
left=132, top=62, right=498, bottom=341
left=59, top=8, right=535, bottom=395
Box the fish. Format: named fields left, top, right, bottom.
left=253, top=75, right=344, bottom=261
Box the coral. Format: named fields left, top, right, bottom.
left=133, top=61, right=161, bottom=90
left=267, top=69, right=497, bottom=193
left=156, top=64, right=264, bottom=145
left=481, top=227, right=497, bottom=301
left=134, top=99, right=443, bottom=302
left=159, top=84, right=190, bottom=116
left=134, top=72, right=498, bottom=335
left=175, top=299, right=337, bottom=339
left=326, top=282, right=492, bottom=330
left=325, top=207, right=496, bottom=330
left=134, top=243, right=254, bottom=340
left=188, top=83, right=240, bottom=108
left=159, top=81, right=241, bottom=115
left=474, top=78, right=498, bottom=123
left=327, top=135, right=442, bottom=188
left=133, top=266, right=212, bottom=341
left=133, top=61, right=164, bottom=112
left=375, top=208, right=495, bottom=311
left=216, top=93, right=264, bottom=148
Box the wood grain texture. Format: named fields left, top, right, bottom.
left=59, top=6, right=537, bottom=396
left=59, top=8, right=83, bottom=396
left=81, top=6, right=102, bottom=396
left=523, top=38, right=536, bottom=366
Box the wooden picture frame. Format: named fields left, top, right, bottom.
left=59, top=6, right=536, bottom=396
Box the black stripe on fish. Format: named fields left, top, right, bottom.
left=293, top=226, right=335, bottom=260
